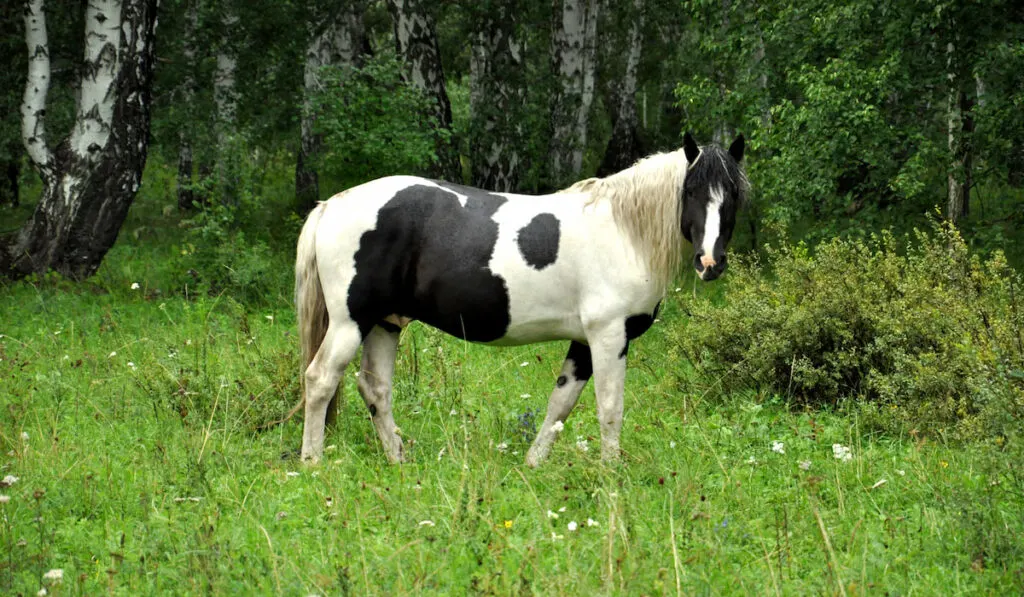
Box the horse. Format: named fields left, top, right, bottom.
left=294, top=132, right=747, bottom=466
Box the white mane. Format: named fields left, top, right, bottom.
left=560, top=149, right=690, bottom=292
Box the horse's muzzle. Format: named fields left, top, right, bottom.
left=695, top=253, right=727, bottom=281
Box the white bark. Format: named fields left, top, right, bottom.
left=550, top=0, right=599, bottom=183
left=71, top=0, right=122, bottom=161
left=21, top=0, right=54, bottom=173
left=215, top=8, right=239, bottom=142
left=947, top=40, right=964, bottom=222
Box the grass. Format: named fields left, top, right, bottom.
left=1, top=172, right=1023, bottom=595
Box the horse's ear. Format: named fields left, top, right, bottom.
left=683, top=132, right=700, bottom=164
left=729, top=133, right=745, bottom=163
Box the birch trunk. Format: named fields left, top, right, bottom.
left=297, top=3, right=366, bottom=213
left=214, top=7, right=238, bottom=150
left=2, top=0, right=159, bottom=280
left=177, top=0, right=198, bottom=210
left=549, top=0, right=599, bottom=185
left=598, top=0, right=644, bottom=177
left=386, top=0, right=460, bottom=181
left=946, top=40, right=966, bottom=224
left=470, top=3, right=525, bottom=192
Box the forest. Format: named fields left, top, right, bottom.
left=1, top=0, right=1023, bottom=594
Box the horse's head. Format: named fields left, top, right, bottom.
left=680, top=132, right=746, bottom=281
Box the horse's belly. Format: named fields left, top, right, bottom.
left=487, top=313, right=585, bottom=346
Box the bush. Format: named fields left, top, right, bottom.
left=310, top=51, right=444, bottom=186
left=672, top=219, right=1024, bottom=440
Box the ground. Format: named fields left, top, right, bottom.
left=1, top=257, right=1021, bottom=595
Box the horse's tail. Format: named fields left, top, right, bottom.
left=296, top=201, right=330, bottom=389
left=260, top=202, right=328, bottom=431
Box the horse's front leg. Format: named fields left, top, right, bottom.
left=526, top=341, right=592, bottom=468
left=587, top=322, right=629, bottom=461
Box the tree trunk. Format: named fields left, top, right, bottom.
left=2, top=0, right=159, bottom=280
left=946, top=40, right=967, bottom=224
left=214, top=4, right=238, bottom=204
left=177, top=0, right=198, bottom=211
left=549, top=0, right=599, bottom=186
left=297, top=3, right=366, bottom=214
left=597, top=0, right=644, bottom=177
left=470, top=2, right=526, bottom=192
left=386, top=0, right=460, bottom=182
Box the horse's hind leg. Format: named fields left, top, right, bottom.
left=526, top=341, right=593, bottom=467
left=301, top=321, right=362, bottom=463
left=357, top=324, right=405, bottom=463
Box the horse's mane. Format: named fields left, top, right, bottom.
left=558, top=149, right=691, bottom=291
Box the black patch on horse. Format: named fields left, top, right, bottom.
left=567, top=341, right=593, bottom=380
left=515, top=213, right=560, bottom=270
left=348, top=183, right=511, bottom=342
left=620, top=302, right=661, bottom=358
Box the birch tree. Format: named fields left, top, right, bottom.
left=297, top=2, right=367, bottom=212
left=177, top=0, right=198, bottom=210
left=2, top=0, right=159, bottom=280
left=549, top=0, right=599, bottom=186
left=386, top=0, right=460, bottom=182
left=469, top=0, right=527, bottom=192
left=597, top=0, right=644, bottom=177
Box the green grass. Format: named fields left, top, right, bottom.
left=1, top=178, right=1022, bottom=595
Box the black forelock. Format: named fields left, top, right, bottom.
left=685, top=145, right=749, bottom=208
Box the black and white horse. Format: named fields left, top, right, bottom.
left=295, top=132, right=746, bottom=466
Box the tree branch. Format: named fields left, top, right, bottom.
left=71, top=0, right=122, bottom=161
left=20, top=0, right=54, bottom=174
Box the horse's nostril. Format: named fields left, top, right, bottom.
left=700, top=254, right=717, bottom=269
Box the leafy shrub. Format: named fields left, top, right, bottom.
left=310, top=51, right=444, bottom=186
left=177, top=137, right=299, bottom=304
left=672, top=219, right=1024, bottom=440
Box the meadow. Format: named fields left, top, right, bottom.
left=1, top=173, right=1023, bottom=596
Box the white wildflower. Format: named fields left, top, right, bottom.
left=37, top=589, right=47, bottom=596
left=575, top=436, right=589, bottom=452
left=567, top=521, right=578, bottom=532
left=799, top=460, right=811, bottom=471
left=43, top=569, right=63, bottom=583
left=286, top=471, right=300, bottom=478
left=496, top=442, right=509, bottom=453
left=21, top=432, right=29, bottom=441
left=546, top=510, right=559, bottom=519
left=746, top=456, right=757, bottom=465
left=264, top=315, right=274, bottom=322
left=551, top=421, right=564, bottom=433
left=586, top=518, right=599, bottom=527
left=1, top=475, right=17, bottom=486
left=127, top=362, right=136, bottom=370
left=449, top=409, right=457, bottom=416
left=0, top=495, right=9, bottom=504
left=519, top=393, right=531, bottom=398
left=550, top=532, right=564, bottom=540
left=325, top=445, right=336, bottom=452
left=896, top=469, right=905, bottom=476
left=418, top=520, right=435, bottom=527
left=108, top=351, right=117, bottom=358
left=558, top=506, right=566, bottom=513
left=519, top=361, right=529, bottom=367
left=832, top=444, right=853, bottom=462
left=771, top=440, right=785, bottom=455
left=669, top=441, right=677, bottom=449
left=131, top=282, right=140, bottom=290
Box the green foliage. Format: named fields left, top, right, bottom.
left=175, top=138, right=299, bottom=305
left=673, top=220, right=1024, bottom=440
left=310, top=52, right=443, bottom=186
